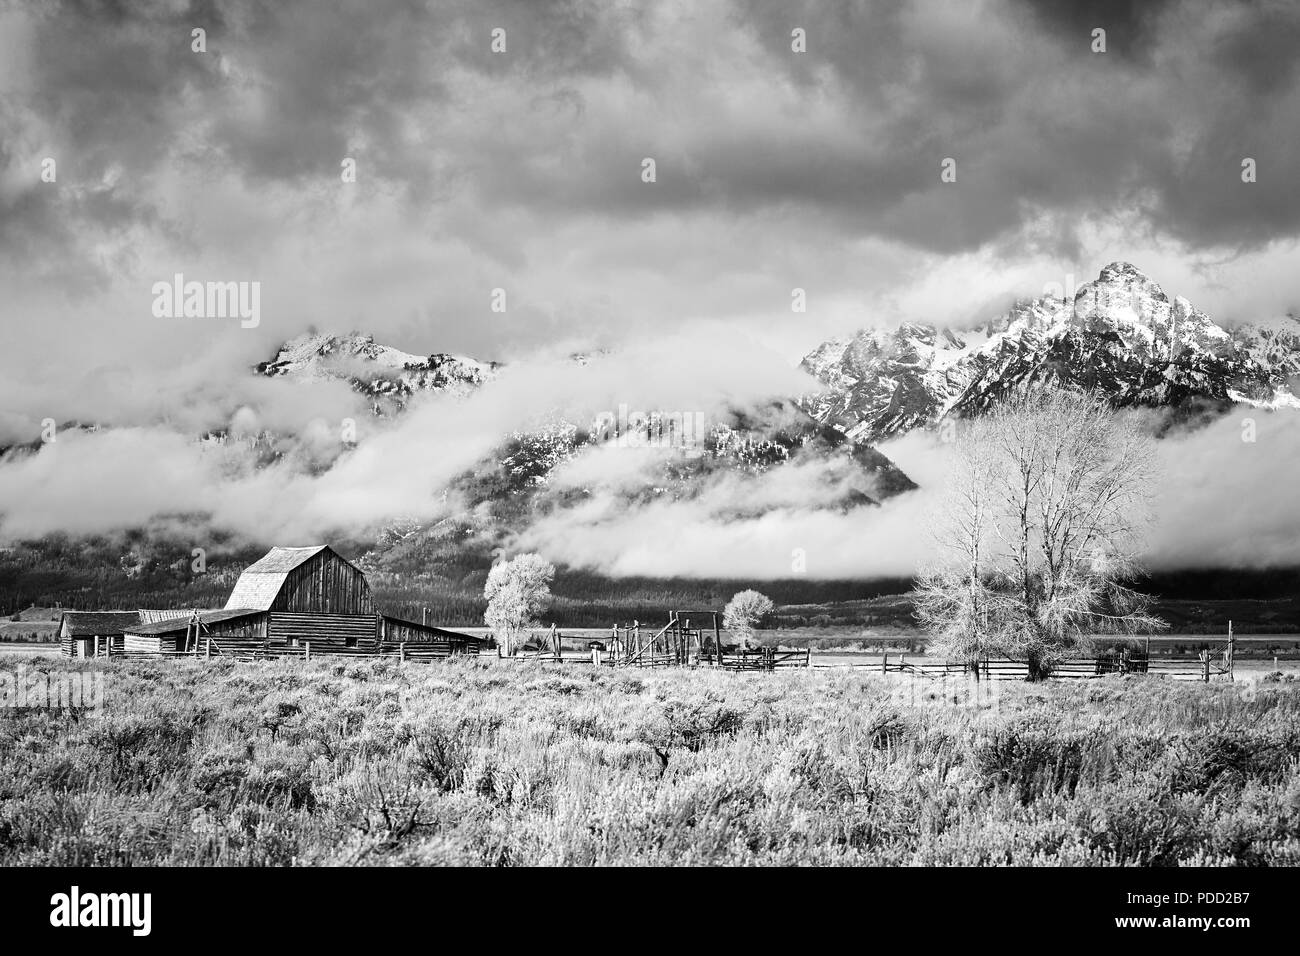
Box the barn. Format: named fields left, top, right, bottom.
left=120, top=545, right=479, bottom=660
left=59, top=611, right=141, bottom=658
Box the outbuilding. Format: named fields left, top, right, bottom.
left=58, top=611, right=142, bottom=658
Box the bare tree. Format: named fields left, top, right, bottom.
left=724, top=589, right=776, bottom=650
left=916, top=388, right=1164, bottom=680
left=483, top=553, right=555, bottom=657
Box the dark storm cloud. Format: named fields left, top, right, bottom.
left=7, top=0, right=1300, bottom=265
left=1210, top=2, right=1300, bottom=96
left=727, top=0, right=1300, bottom=256
left=1012, top=0, right=1176, bottom=62
left=0, top=0, right=662, bottom=289
left=3, top=0, right=1300, bottom=334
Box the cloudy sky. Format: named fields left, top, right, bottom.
left=4, top=1, right=1300, bottom=373
left=2, top=0, right=1299, bottom=570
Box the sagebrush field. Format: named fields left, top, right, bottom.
left=2, top=657, right=1298, bottom=865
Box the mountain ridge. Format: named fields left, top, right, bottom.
left=798, top=262, right=1300, bottom=444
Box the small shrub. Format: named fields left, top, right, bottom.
left=972, top=718, right=1096, bottom=804
left=411, top=720, right=471, bottom=792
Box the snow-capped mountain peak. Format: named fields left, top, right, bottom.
left=256, top=332, right=499, bottom=411
left=800, top=264, right=1300, bottom=443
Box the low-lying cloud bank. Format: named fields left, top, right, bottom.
left=1146, top=408, right=1300, bottom=570
left=0, top=331, right=818, bottom=543
left=3, top=335, right=1294, bottom=580
left=510, top=430, right=947, bottom=579
left=511, top=406, right=1300, bottom=579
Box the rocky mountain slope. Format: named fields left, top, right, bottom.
left=255, top=333, right=912, bottom=499
left=246, top=332, right=916, bottom=571
left=799, top=263, right=1300, bottom=444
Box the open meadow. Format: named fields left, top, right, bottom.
left=0, top=622, right=58, bottom=644
left=2, top=655, right=1299, bottom=866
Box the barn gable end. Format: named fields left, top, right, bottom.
left=224, top=546, right=374, bottom=615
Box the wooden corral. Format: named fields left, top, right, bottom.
left=595, top=611, right=810, bottom=671
left=601, top=611, right=721, bottom=667
left=507, top=612, right=811, bottom=670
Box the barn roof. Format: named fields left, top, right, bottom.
left=137, top=608, right=207, bottom=624
left=223, top=545, right=345, bottom=611
left=127, top=608, right=263, bottom=636
left=241, top=545, right=330, bottom=574
left=60, top=611, right=142, bottom=637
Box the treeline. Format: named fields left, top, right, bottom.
left=0, top=534, right=263, bottom=614
left=373, top=572, right=915, bottom=627
left=5, top=532, right=1298, bottom=634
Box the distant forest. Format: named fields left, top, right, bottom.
left=2, top=534, right=1298, bottom=632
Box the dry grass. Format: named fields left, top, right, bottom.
left=1, top=656, right=1299, bottom=865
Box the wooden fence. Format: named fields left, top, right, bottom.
left=719, top=648, right=812, bottom=671
left=510, top=644, right=813, bottom=671
left=114, top=636, right=478, bottom=663
left=878, top=637, right=1236, bottom=683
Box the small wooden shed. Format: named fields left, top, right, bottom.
left=59, top=611, right=142, bottom=658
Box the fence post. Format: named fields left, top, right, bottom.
left=205, top=637, right=211, bottom=659
left=881, top=651, right=888, bottom=674
left=400, top=642, right=407, bottom=663
left=304, top=641, right=310, bottom=661
left=1227, top=620, right=1235, bottom=681
left=1201, top=651, right=1210, bottom=683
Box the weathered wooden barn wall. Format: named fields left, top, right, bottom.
left=191, top=613, right=270, bottom=656
left=381, top=617, right=480, bottom=655
left=271, top=550, right=374, bottom=615
left=268, top=612, right=378, bottom=648
left=124, top=612, right=269, bottom=657
left=207, top=613, right=269, bottom=641
left=124, top=633, right=179, bottom=656
left=63, top=635, right=126, bottom=657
